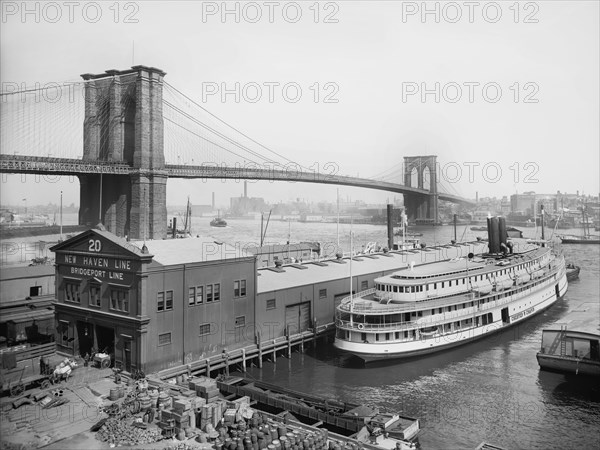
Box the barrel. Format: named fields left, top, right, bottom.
left=177, top=429, right=186, bottom=440
left=158, top=391, right=171, bottom=409
left=277, top=426, right=287, bottom=438
left=139, top=393, right=152, bottom=410
left=109, top=388, right=119, bottom=401
left=148, top=389, right=159, bottom=407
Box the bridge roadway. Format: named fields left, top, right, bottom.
left=0, top=155, right=474, bottom=204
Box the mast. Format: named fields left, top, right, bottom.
left=349, top=215, right=353, bottom=325
left=540, top=204, right=545, bottom=245
left=337, top=188, right=340, bottom=252
left=59, top=190, right=63, bottom=241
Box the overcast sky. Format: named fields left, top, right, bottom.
left=1, top=1, right=598, bottom=209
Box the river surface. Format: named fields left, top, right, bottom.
left=2, top=216, right=599, bottom=449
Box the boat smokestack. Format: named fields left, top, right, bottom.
left=172, top=217, right=177, bottom=238
left=490, top=217, right=500, bottom=253
left=212, top=192, right=215, bottom=210
left=498, top=216, right=508, bottom=247
left=387, top=204, right=394, bottom=250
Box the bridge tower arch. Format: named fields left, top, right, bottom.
left=403, top=155, right=439, bottom=224
left=79, top=66, right=167, bottom=239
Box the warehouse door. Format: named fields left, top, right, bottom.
left=285, top=302, right=311, bottom=336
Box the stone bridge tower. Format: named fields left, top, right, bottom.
left=79, top=66, right=167, bottom=239
left=403, top=155, right=439, bottom=224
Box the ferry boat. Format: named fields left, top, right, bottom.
left=334, top=217, right=568, bottom=362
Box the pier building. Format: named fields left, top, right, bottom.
left=50, top=227, right=256, bottom=373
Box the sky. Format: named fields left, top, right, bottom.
left=1, top=0, right=599, bottom=209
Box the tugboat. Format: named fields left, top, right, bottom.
left=210, top=211, right=227, bottom=228
left=566, top=263, right=580, bottom=282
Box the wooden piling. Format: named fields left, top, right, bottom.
left=256, top=332, right=263, bottom=369
left=241, top=348, right=246, bottom=372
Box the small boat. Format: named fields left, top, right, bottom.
left=566, top=263, right=580, bottom=282
left=559, top=235, right=600, bottom=244
left=394, top=229, right=423, bottom=237
left=210, top=217, right=227, bottom=227
left=536, top=327, right=600, bottom=377
left=210, top=210, right=227, bottom=227
left=470, top=226, right=487, bottom=231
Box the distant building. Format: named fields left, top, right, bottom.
left=230, top=196, right=267, bottom=216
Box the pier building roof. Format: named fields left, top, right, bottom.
left=129, top=236, right=252, bottom=266
left=257, top=241, right=489, bottom=293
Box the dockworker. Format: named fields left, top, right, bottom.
left=147, top=407, right=155, bottom=423
left=83, top=353, right=90, bottom=367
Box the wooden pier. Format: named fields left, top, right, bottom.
left=157, top=323, right=335, bottom=380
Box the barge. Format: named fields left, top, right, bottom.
left=217, top=376, right=420, bottom=449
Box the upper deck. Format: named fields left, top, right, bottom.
left=340, top=241, right=557, bottom=308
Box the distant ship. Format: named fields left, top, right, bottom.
left=210, top=212, right=227, bottom=228
left=537, top=327, right=600, bottom=377
left=560, top=207, right=600, bottom=244
left=334, top=217, right=568, bottom=362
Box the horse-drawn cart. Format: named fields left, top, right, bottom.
left=0, top=357, right=78, bottom=397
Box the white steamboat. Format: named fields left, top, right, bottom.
left=334, top=217, right=568, bottom=362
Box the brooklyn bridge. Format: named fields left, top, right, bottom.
left=0, top=65, right=474, bottom=239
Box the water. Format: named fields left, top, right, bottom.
left=211, top=219, right=599, bottom=450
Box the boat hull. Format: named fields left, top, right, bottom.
left=335, top=273, right=568, bottom=363
left=560, top=238, right=600, bottom=244
left=537, top=353, right=600, bottom=377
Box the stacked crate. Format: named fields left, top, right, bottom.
left=171, top=397, right=193, bottom=430
left=189, top=376, right=220, bottom=401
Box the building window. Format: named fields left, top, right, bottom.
left=110, top=289, right=129, bottom=312
left=89, top=284, right=101, bottom=307
left=30, top=286, right=42, bottom=297
left=65, top=282, right=80, bottom=303
left=196, top=286, right=203, bottom=304
left=158, top=332, right=171, bottom=346
left=319, top=289, right=327, bottom=299
left=235, top=316, right=245, bottom=327
left=234, top=280, right=247, bottom=298
left=157, top=292, right=165, bottom=311
left=266, top=299, right=276, bottom=310
left=188, top=287, right=196, bottom=306
left=206, top=285, right=213, bottom=303
left=199, top=323, right=211, bottom=336
left=214, top=284, right=220, bottom=302
left=361, top=281, right=368, bottom=290
left=157, top=290, right=173, bottom=312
